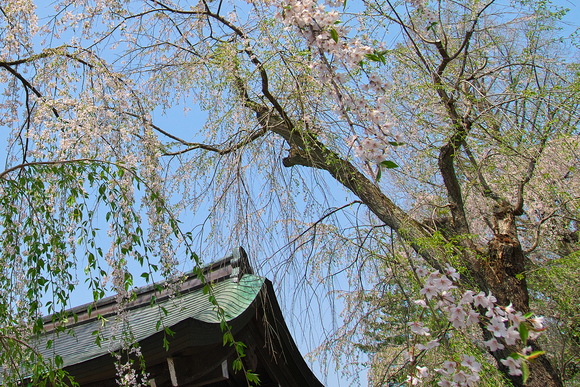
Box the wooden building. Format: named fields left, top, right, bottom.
left=34, top=247, right=324, bottom=386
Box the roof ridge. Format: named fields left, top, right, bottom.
left=42, top=247, right=254, bottom=328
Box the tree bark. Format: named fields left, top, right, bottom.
left=471, top=201, right=563, bottom=387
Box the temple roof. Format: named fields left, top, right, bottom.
left=30, top=247, right=324, bottom=386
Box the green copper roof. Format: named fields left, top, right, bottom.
left=36, top=274, right=266, bottom=369
left=2, top=248, right=324, bottom=387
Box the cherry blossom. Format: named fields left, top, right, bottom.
left=501, top=356, right=523, bottom=376
left=416, top=339, right=440, bottom=351
left=408, top=321, right=431, bottom=336
left=487, top=316, right=508, bottom=337
left=483, top=337, right=505, bottom=351
left=460, top=355, right=481, bottom=373
left=404, top=266, right=547, bottom=385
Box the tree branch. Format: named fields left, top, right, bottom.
left=249, top=104, right=460, bottom=275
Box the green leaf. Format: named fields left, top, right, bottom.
left=329, top=28, right=339, bottom=43
left=381, top=160, right=399, bottom=169
left=235, top=341, right=247, bottom=352
left=519, top=322, right=529, bottom=345
left=388, top=141, right=405, bottom=146
left=426, top=21, right=439, bottom=32
left=521, top=360, right=530, bottom=384
left=232, top=358, right=243, bottom=372
left=525, top=350, right=546, bottom=360
left=365, top=53, right=381, bottom=62
left=223, top=332, right=234, bottom=346
left=66, top=195, right=76, bottom=206
left=246, top=371, right=261, bottom=385
left=365, top=50, right=387, bottom=64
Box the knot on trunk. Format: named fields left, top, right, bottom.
left=486, top=233, right=529, bottom=311
left=491, top=200, right=517, bottom=237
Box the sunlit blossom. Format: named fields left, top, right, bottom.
left=483, top=337, right=505, bottom=351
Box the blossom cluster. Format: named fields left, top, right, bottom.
left=278, top=1, right=401, bottom=167
left=347, top=133, right=391, bottom=164
left=404, top=0, right=438, bottom=26
left=278, top=0, right=372, bottom=68
left=113, top=346, right=149, bottom=387
left=406, top=265, right=546, bottom=386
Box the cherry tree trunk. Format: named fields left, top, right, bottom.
left=471, top=201, right=563, bottom=387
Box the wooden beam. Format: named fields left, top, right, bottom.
left=167, top=357, right=178, bottom=386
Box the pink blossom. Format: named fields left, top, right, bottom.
left=447, top=305, right=467, bottom=329
left=504, top=325, right=520, bottom=346
left=452, top=370, right=469, bottom=384
left=447, top=305, right=466, bottom=320
left=414, top=299, right=428, bottom=308
left=465, top=373, right=480, bottom=386
left=444, top=265, right=460, bottom=281
left=431, top=274, right=455, bottom=292
left=508, top=311, right=526, bottom=327
left=465, top=309, right=480, bottom=326
left=408, top=321, right=430, bottom=336
left=415, top=266, right=429, bottom=277
left=530, top=316, right=545, bottom=330
left=416, top=339, right=440, bottom=351
left=442, top=360, right=457, bottom=374
left=504, top=303, right=516, bottom=314
left=487, top=316, right=508, bottom=337
left=416, top=366, right=429, bottom=378
left=459, top=290, right=474, bottom=305
left=473, top=291, right=496, bottom=309
left=483, top=337, right=505, bottom=351
left=472, top=291, right=487, bottom=307
left=420, top=284, right=438, bottom=299
left=490, top=306, right=506, bottom=318
left=439, top=291, right=455, bottom=305
left=501, top=356, right=523, bottom=376
left=437, top=379, right=456, bottom=387
left=461, top=355, right=482, bottom=373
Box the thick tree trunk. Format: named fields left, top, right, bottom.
left=472, top=201, right=563, bottom=387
